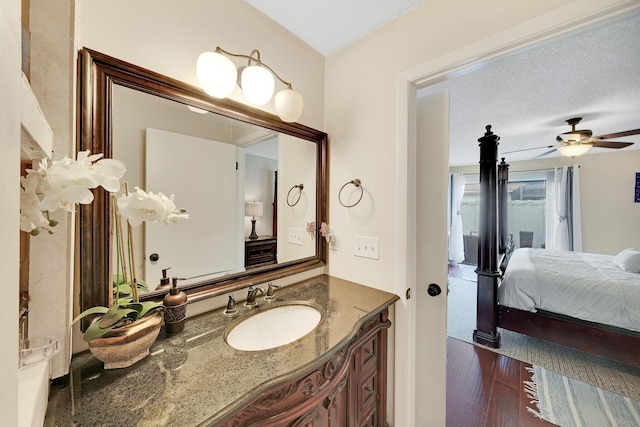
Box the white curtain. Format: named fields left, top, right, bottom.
left=449, top=173, right=466, bottom=263
left=550, top=166, right=582, bottom=251
left=571, top=167, right=582, bottom=252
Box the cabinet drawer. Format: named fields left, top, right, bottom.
left=356, top=370, right=379, bottom=420
left=356, top=334, right=378, bottom=374
left=245, top=238, right=277, bottom=267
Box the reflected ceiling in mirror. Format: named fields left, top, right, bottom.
left=78, top=48, right=327, bottom=318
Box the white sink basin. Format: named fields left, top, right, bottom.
left=226, top=304, right=322, bottom=351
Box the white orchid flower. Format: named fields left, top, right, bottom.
left=117, top=187, right=189, bottom=227
left=19, top=174, right=49, bottom=233
left=19, top=150, right=127, bottom=236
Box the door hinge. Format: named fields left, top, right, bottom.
left=406, top=288, right=411, bottom=300
left=236, top=161, right=238, bottom=170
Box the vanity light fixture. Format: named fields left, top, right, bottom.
left=245, top=201, right=264, bottom=240
left=196, top=47, right=304, bottom=123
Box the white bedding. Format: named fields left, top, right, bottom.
left=498, top=248, right=640, bottom=332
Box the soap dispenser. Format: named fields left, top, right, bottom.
left=155, top=267, right=172, bottom=291
left=163, top=277, right=187, bottom=335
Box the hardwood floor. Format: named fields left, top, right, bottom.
left=447, top=337, right=555, bottom=427
left=448, top=262, right=478, bottom=281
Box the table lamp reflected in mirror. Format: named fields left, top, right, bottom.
left=245, top=201, right=263, bottom=240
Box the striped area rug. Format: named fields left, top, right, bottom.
left=525, top=366, right=640, bottom=427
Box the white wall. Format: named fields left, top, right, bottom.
left=576, top=150, right=640, bottom=254
left=277, top=134, right=317, bottom=262
left=0, top=0, right=21, bottom=423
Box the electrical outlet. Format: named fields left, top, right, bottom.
left=288, top=227, right=304, bottom=245
left=353, top=236, right=379, bottom=259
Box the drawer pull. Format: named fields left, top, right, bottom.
left=364, top=348, right=374, bottom=356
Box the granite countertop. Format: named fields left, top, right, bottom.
left=48, top=274, right=398, bottom=426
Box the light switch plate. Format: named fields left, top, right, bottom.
left=288, top=227, right=304, bottom=245
left=353, top=236, right=379, bottom=259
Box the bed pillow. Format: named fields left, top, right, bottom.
left=614, top=248, right=640, bottom=273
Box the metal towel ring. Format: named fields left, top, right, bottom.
left=286, top=183, right=304, bottom=207
left=338, top=179, right=363, bottom=208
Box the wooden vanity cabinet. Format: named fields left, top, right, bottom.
left=217, top=309, right=391, bottom=427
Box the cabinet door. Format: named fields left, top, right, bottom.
left=326, top=379, right=349, bottom=427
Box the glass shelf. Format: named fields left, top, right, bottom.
left=19, top=336, right=59, bottom=368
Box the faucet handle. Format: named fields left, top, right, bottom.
left=265, top=283, right=280, bottom=300
left=224, top=294, right=238, bottom=315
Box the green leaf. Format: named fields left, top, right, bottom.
left=137, top=301, right=163, bottom=318
left=98, top=305, right=138, bottom=328
left=83, top=319, right=119, bottom=342
left=112, top=273, right=126, bottom=285
left=114, top=282, right=133, bottom=296
left=115, top=297, right=134, bottom=306
left=136, top=279, right=149, bottom=292
left=120, top=301, right=162, bottom=318
left=72, top=306, right=109, bottom=325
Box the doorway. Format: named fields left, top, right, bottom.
left=404, top=7, right=639, bottom=426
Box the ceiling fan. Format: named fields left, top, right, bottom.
left=503, top=117, right=639, bottom=158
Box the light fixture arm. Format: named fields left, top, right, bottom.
left=215, top=47, right=294, bottom=89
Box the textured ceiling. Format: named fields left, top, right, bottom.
left=419, top=12, right=640, bottom=166
left=245, top=0, right=425, bottom=56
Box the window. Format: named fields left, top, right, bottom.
left=456, top=172, right=549, bottom=264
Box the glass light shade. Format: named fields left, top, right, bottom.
left=196, top=51, right=237, bottom=98
left=245, top=201, right=263, bottom=218
left=241, top=65, right=274, bottom=105
left=275, top=89, right=304, bottom=123
left=557, top=143, right=591, bottom=157
left=186, top=105, right=208, bottom=114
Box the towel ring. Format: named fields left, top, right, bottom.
left=286, top=183, right=304, bottom=207
left=338, top=179, right=363, bottom=208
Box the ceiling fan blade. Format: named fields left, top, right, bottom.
left=592, top=129, right=640, bottom=140
left=591, top=140, right=634, bottom=149
left=533, top=149, right=557, bottom=159
left=502, top=144, right=555, bottom=154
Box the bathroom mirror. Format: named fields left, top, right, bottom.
left=77, top=48, right=327, bottom=314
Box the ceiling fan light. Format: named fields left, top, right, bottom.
left=558, top=143, right=591, bottom=157
left=275, top=89, right=304, bottom=122
left=241, top=65, right=275, bottom=105
left=196, top=51, right=237, bottom=98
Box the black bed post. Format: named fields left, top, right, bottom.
left=498, top=158, right=510, bottom=254
left=473, top=125, right=501, bottom=348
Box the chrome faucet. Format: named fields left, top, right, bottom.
left=245, top=286, right=265, bottom=306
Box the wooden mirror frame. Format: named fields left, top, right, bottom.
left=77, top=48, right=328, bottom=316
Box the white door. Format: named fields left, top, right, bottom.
left=145, top=128, right=239, bottom=286
left=414, top=91, right=449, bottom=425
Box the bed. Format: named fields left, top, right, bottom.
left=473, top=125, right=640, bottom=368
left=500, top=248, right=640, bottom=332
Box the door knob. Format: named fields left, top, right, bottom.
left=427, top=283, right=441, bottom=297
left=149, top=253, right=159, bottom=262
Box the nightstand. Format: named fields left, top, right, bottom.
left=245, top=236, right=277, bottom=268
